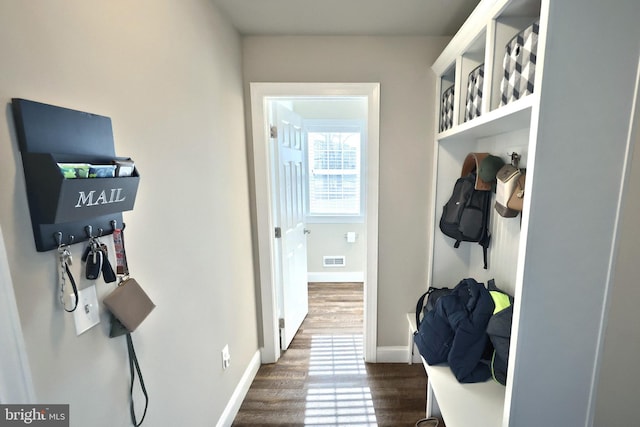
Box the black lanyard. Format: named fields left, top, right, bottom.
left=127, top=333, right=148, bottom=426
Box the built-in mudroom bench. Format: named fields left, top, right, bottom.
left=407, top=313, right=504, bottom=425
left=413, top=0, right=640, bottom=426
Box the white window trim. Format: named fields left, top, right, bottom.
left=303, top=119, right=366, bottom=224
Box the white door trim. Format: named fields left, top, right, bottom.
left=250, top=82, right=380, bottom=363
left=0, top=226, right=36, bottom=403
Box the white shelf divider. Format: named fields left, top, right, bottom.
left=437, top=94, right=535, bottom=144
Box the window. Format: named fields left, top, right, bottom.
left=305, top=121, right=365, bottom=221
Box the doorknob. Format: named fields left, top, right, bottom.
left=304, top=228, right=311, bottom=235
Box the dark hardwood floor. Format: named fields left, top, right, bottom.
left=232, top=282, right=428, bottom=427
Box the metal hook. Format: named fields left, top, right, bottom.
left=54, top=231, right=63, bottom=248
left=98, top=228, right=104, bottom=237
left=110, top=219, right=125, bottom=231
left=85, top=225, right=94, bottom=239
left=67, top=235, right=75, bottom=245
left=509, top=152, right=521, bottom=168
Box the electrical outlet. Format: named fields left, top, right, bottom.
left=221, top=345, right=231, bottom=370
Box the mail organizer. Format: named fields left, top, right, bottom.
left=11, top=98, right=140, bottom=252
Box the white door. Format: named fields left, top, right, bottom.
left=271, top=102, right=309, bottom=350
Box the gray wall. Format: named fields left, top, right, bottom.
left=243, top=36, right=449, bottom=347
left=305, top=223, right=366, bottom=275
left=0, top=1, right=258, bottom=425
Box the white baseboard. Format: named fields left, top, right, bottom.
left=307, top=271, right=365, bottom=282
left=216, top=350, right=261, bottom=427
left=376, top=346, right=413, bottom=363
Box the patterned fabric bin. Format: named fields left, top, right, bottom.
left=465, top=63, right=484, bottom=122
left=440, top=85, right=454, bottom=132
left=500, top=20, right=539, bottom=106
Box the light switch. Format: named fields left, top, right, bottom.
left=71, top=284, right=100, bottom=336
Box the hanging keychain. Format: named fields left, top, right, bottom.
left=100, top=241, right=117, bottom=283
left=82, top=226, right=101, bottom=280
left=85, top=240, right=103, bottom=280
left=82, top=233, right=117, bottom=283
left=96, top=229, right=116, bottom=283
left=57, top=243, right=79, bottom=312
left=112, top=226, right=129, bottom=279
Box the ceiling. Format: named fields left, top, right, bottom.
left=212, top=0, right=481, bottom=36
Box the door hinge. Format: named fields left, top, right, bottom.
left=274, top=227, right=282, bottom=238
left=270, top=125, right=278, bottom=139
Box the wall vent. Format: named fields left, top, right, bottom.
left=323, top=256, right=346, bottom=268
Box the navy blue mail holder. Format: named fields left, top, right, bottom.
left=11, top=98, right=140, bottom=252
left=22, top=152, right=139, bottom=224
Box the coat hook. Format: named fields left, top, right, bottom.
left=110, top=219, right=117, bottom=231
left=85, top=225, right=94, bottom=238
left=54, top=231, right=63, bottom=247
left=67, top=235, right=75, bottom=245
left=509, top=152, right=521, bottom=168
left=98, top=228, right=104, bottom=237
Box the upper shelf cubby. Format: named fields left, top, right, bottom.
left=433, top=0, right=542, bottom=139
left=459, top=28, right=487, bottom=125
left=490, top=0, right=542, bottom=111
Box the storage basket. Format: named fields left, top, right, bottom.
left=440, top=85, right=454, bottom=132
left=464, top=63, right=484, bottom=122
left=500, top=20, right=539, bottom=106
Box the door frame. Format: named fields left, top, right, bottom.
left=0, top=226, right=36, bottom=403
left=250, top=82, right=380, bottom=363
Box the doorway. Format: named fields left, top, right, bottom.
left=250, top=83, right=380, bottom=364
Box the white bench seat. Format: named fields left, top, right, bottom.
left=407, top=313, right=505, bottom=427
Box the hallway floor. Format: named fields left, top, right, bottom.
left=232, top=282, right=428, bottom=427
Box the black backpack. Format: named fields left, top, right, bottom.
left=439, top=172, right=492, bottom=269
left=415, top=286, right=452, bottom=325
